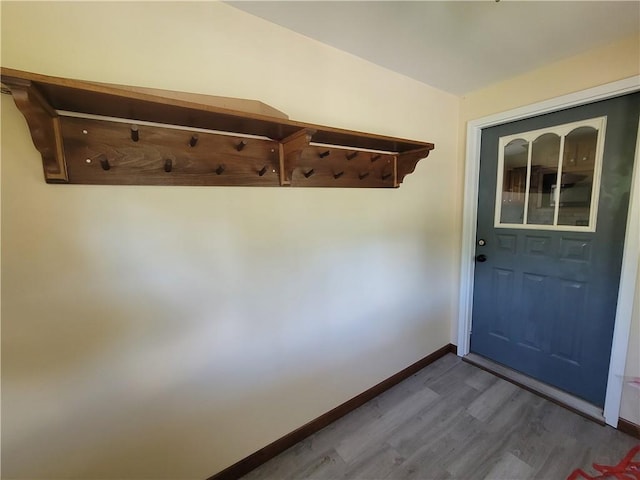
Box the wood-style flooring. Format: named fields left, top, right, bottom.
left=241, top=354, right=638, bottom=479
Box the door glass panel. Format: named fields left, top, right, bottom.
left=494, top=117, right=605, bottom=231
left=527, top=133, right=560, bottom=225
left=500, top=138, right=528, bottom=224
left=557, top=127, right=598, bottom=226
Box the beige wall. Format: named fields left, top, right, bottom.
left=1, top=2, right=459, bottom=478
left=461, top=33, right=640, bottom=121
left=459, top=33, right=640, bottom=424
left=2, top=2, right=638, bottom=479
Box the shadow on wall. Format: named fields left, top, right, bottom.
left=2, top=173, right=450, bottom=478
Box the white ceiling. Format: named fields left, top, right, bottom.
left=228, top=1, right=640, bottom=95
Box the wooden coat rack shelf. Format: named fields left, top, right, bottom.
left=1, top=68, right=434, bottom=188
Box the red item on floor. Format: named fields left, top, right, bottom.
left=567, top=445, right=640, bottom=479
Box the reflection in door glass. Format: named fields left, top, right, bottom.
left=528, top=133, right=560, bottom=225
left=557, top=127, right=598, bottom=226
left=500, top=139, right=528, bottom=224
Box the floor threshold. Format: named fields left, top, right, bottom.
left=462, top=353, right=605, bottom=425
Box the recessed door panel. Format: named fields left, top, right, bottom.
left=518, top=273, right=550, bottom=352
left=525, top=235, right=552, bottom=257
left=489, top=268, right=515, bottom=341
left=560, top=238, right=592, bottom=262
left=496, top=234, right=517, bottom=253
left=551, top=280, right=587, bottom=366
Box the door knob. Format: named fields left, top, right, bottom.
left=476, top=254, right=487, bottom=262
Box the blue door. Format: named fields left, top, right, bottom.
left=471, top=93, right=639, bottom=407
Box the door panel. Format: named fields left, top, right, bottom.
left=520, top=272, right=549, bottom=351
left=553, top=279, right=586, bottom=364
left=471, top=93, right=639, bottom=407
left=490, top=267, right=514, bottom=340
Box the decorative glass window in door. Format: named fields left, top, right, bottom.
left=495, top=117, right=606, bottom=231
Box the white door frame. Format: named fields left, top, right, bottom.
left=456, top=76, right=640, bottom=427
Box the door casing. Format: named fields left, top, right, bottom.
left=457, top=76, right=640, bottom=427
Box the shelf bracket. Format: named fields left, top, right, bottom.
left=396, top=147, right=433, bottom=186
left=279, top=128, right=316, bottom=186
left=3, top=78, right=68, bottom=183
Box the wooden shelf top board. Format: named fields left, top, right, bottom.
left=1, top=68, right=434, bottom=154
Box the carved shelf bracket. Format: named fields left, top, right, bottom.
left=397, top=147, right=435, bottom=186
left=5, top=80, right=68, bottom=182
left=1, top=68, right=434, bottom=188
left=280, top=128, right=316, bottom=186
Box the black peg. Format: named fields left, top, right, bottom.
left=333, top=171, right=344, bottom=179
left=258, top=166, right=268, bottom=177
left=319, top=150, right=331, bottom=158
left=189, top=135, right=199, bottom=147
left=164, top=159, right=173, bottom=172
left=358, top=172, right=370, bottom=180
left=382, top=172, right=392, bottom=180
left=236, top=140, right=247, bottom=152
left=215, top=165, right=225, bottom=175
left=303, top=169, right=315, bottom=178
left=346, top=152, right=358, bottom=161
left=371, top=154, right=381, bottom=162
left=130, top=125, right=139, bottom=142
left=100, top=157, right=111, bottom=171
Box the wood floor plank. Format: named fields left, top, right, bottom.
left=239, top=354, right=639, bottom=480
left=334, top=386, right=439, bottom=464
left=463, top=367, right=499, bottom=392
left=483, top=451, right=533, bottom=480
left=305, top=400, right=380, bottom=456
left=386, top=387, right=478, bottom=458
left=466, top=378, right=520, bottom=422
left=441, top=418, right=515, bottom=479
left=340, top=444, right=406, bottom=479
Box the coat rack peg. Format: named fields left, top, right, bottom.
left=381, top=172, right=392, bottom=180
left=164, top=159, right=173, bottom=172
left=319, top=150, right=331, bottom=158
left=236, top=140, right=247, bottom=152
left=189, top=134, right=199, bottom=147
left=358, top=172, right=370, bottom=180
left=130, top=125, right=139, bottom=142
left=258, top=165, right=268, bottom=177
left=100, top=156, right=111, bottom=171
left=215, top=165, right=225, bottom=175
left=371, top=154, right=381, bottom=162
left=303, top=169, right=315, bottom=178
left=346, top=152, right=358, bottom=161
left=333, top=171, right=344, bottom=179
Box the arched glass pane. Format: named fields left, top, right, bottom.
left=557, top=127, right=598, bottom=226
left=500, top=138, right=528, bottom=224
left=528, top=133, right=560, bottom=225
